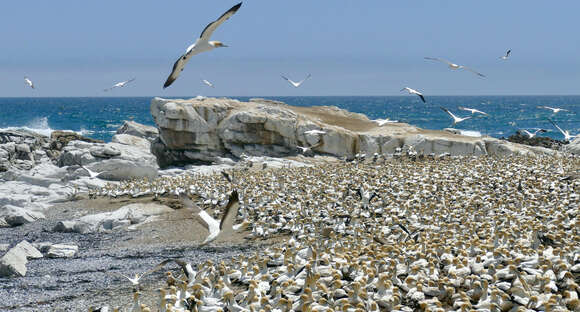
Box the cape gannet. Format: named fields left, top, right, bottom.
left=424, top=57, right=486, bottom=77
left=163, top=2, right=242, bottom=88
left=281, top=74, right=311, bottom=88
left=201, top=79, right=215, bottom=88
left=500, top=49, right=511, bottom=60
left=400, top=87, right=426, bottom=103
left=24, top=77, right=35, bottom=89
left=106, top=260, right=171, bottom=290
left=104, top=78, right=135, bottom=92
left=458, top=106, right=489, bottom=115
left=440, top=106, right=472, bottom=125
left=372, top=118, right=398, bottom=126
left=548, top=119, right=578, bottom=142
left=537, top=106, right=569, bottom=114
left=518, top=128, right=547, bottom=139
left=296, top=141, right=323, bottom=155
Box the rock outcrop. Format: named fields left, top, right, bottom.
left=150, top=97, right=561, bottom=167
left=564, top=136, right=580, bottom=155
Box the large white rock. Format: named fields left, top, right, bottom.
left=116, top=121, right=158, bottom=140
left=46, top=244, right=78, bottom=258
left=12, top=241, right=43, bottom=259
left=0, top=248, right=28, bottom=277
left=111, top=134, right=151, bottom=150
left=564, top=137, right=580, bottom=155
left=150, top=97, right=561, bottom=167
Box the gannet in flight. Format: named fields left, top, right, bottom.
left=106, top=260, right=171, bottom=290
left=400, top=87, right=425, bottom=103
left=296, top=141, right=323, bottom=155
left=548, top=119, right=578, bottom=142
left=424, top=57, right=486, bottom=77
left=440, top=106, right=472, bottom=125
left=201, top=79, right=215, bottom=88
left=281, top=74, right=311, bottom=88
left=519, top=128, right=547, bottom=139
left=181, top=190, right=248, bottom=245
left=163, top=2, right=242, bottom=88
left=24, top=77, right=35, bottom=89
left=372, top=118, right=398, bottom=126
left=537, top=106, right=569, bottom=114
left=304, top=129, right=326, bottom=135
left=103, top=78, right=135, bottom=92
left=458, top=106, right=489, bottom=115
left=500, top=49, right=511, bottom=60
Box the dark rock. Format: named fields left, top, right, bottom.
left=49, top=131, right=103, bottom=151
left=505, top=132, right=565, bottom=150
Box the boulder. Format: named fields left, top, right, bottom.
left=111, top=134, right=151, bottom=150
left=0, top=247, right=28, bottom=277
left=0, top=244, right=9, bottom=252
left=150, top=97, right=561, bottom=167
left=116, top=121, right=158, bottom=141
left=12, top=241, right=43, bottom=259
left=564, top=137, right=580, bottom=155
left=0, top=205, right=46, bottom=226
left=46, top=244, right=78, bottom=258
left=49, top=131, right=103, bottom=151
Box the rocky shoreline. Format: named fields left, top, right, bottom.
left=1, top=97, right=579, bottom=311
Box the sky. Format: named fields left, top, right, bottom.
left=2, top=1, right=580, bottom=97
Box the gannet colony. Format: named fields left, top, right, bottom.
left=90, top=152, right=579, bottom=312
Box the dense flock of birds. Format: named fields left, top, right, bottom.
left=91, top=153, right=579, bottom=311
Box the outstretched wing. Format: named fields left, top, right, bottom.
left=164, top=54, right=190, bottom=88
left=220, top=190, right=240, bottom=231
left=179, top=193, right=202, bottom=213
left=440, top=106, right=456, bottom=119
left=281, top=75, right=298, bottom=87
left=199, top=2, right=242, bottom=41
left=424, top=57, right=453, bottom=66
left=462, top=66, right=486, bottom=78
left=417, top=93, right=426, bottom=103
left=548, top=119, right=566, bottom=136
left=296, top=74, right=312, bottom=86
left=221, top=170, right=233, bottom=183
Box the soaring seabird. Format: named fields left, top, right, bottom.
left=372, top=118, right=398, bottom=126
left=458, top=106, right=489, bottom=115
left=537, top=106, right=569, bottom=114
left=440, top=106, right=472, bottom=125
left=181, top=189, right=247, bottom=245
left=548, top=119, right=578, bottom=142
left=106, top=260, right=171, bottom=290
left=400, top=87, right=426, bottom=103
left=104, top=78, right=135, bottom=92
left=163, top=2, right=242, bottom=88
left=518, top=128, right=547, bottom=139
left=281, top=74, right=311, bottom=88
left=201, top=79, right=215, bottom=88
left=424, top=57, right=486, bottom=77
left=500, top=49, right=511, bottom=60
left=296, top=141, right=323, bottom=155
left=24, top=77, right=35, bottom=89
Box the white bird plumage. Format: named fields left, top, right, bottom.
left=548, top=119, right=578, bottom=142
left=163, top=2, right=242, bottom=88
left=104, top=78, right=135, bottom=92
left=24, top=77, right=35, bottom=89
left=424, top=57, right=486, bottom=77
left=519, top=128, right=547, bottom=138
left=373, top=118, right=398, bottom=126
left=537, top=106, right=569, bottom=114
left=202, top=79, right=215, bottom=88
left=500, top=49, right=511, bottom=60
left=281, top=74, right=311, bottom=88
left=400, top=87, right=426, bottom=103
left=304, top=129, right=326, bottom=135
left=458, top=106, right=489, bottom=116
left=440, top=106, right=473, bottom=125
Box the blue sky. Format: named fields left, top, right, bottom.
left=2, top=1, right=580, bottom=96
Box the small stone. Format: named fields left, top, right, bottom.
left=13, top=241, right=43, bottom=259
left=46, top=244, right=78, bottom=258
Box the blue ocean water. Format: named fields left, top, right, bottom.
left=0, top=96, right=578, bottom=142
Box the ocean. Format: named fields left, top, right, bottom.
left=0, top=96, right=578, bottom=142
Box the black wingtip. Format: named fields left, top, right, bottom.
left=163, top=78, right=173, bottom=89
left=229, top=189, right=239, bottom=201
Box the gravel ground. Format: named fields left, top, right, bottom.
left=0, top=196, right=274, bottom=311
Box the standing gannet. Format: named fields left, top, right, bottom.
left=104, top=78, right=136, bottom=92
left=163, top=2, right=242, bottom=88
left=458, top=106, right=489, bottom=115
left=24, top=77, right=35, bottom=89
left=548, top=119, right=578, bottom=142
left=424, top=57, right=486, bottom=77
left=537, top=106, right=569, bottom=114
left=500, top=49, right=511, bottom=60
left=281, top=74, right=311, bottom=88
left=440, top=106, right=472, bottom=125
left=201, top=79, right=215, bottom=88
left=400, top=87, right=426, bottom=103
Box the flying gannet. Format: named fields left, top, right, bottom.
left=201, top=79, right=215, bottom=88
left=424, top=57, right=486, bottom=77
left=400, top=87, right=426, bottom=103
left=181, top=189, right=248, bottom=245
left=458, top=106, right=489, bottom=115
left=296, top=141, right=323, bottom=155
left=548, top=119, right=578, bottom=142
left=440, top=106, right=472, bottom=125
left=519, top=128, right=547, bottom=139
left=281, top=74, right=311, bottom=88
left=500, top=49, right=511, bottom=60
left=24, top=77, right=35, bottom=89
left=163, top=2, right=242, bottom=88
left=372, top=118, right=398, bottom=126
left=537, top=106, right=569, bottom=114
left=104, top=78, right=135, bottom=92
left=106, top=260, right=171, bottom=290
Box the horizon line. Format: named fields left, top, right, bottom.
left=1, top=94, right=580, bottom=99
